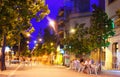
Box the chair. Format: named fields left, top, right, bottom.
left=92, top=64, right=100, bottom=75
left=78, top=63, right=85, bottom=72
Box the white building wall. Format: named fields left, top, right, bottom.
left=105, top=0, right=120, bottom=18
left=105, top=0, right=120, bottom=70
left=105, top=44, right=113, bottom=70
left=69, top=16, right=90, bottom=27
left=65, top=0, right=120, bottom=70
left=68, top=12, right=91, bottom=29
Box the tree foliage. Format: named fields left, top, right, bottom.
left=0, top=0, right=49, bottom=46
left=62, top=4, right=115, bottom=55
left=43, top=27, right=57, bottom=44
left=0, top=0, right=49, bottom=70
left=63, top=23, right=90, bottom=54
left=90, top=4, right=115, bottom=48
left=33, top=27, right=57, bottom=56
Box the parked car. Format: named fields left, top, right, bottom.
left=10, top=58, right=20, bottom=64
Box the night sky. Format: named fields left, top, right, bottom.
left=29, top=0, right=99, bottom=50
left=29, top=0, right=64, bottom=50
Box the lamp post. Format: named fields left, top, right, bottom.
left=48, top=18, right=58, bottom=45
left=48, top=18, right=64, bottom=65
left=49, top=20, right=56, bottom=31
left=47, top=17, right=57, bottom=33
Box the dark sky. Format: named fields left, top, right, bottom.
left=29, top=0, right=64, bottom=50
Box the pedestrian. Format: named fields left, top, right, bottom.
left=22, top=57, right=26, bottom=66
left=29, top=58, right=32, bottom=66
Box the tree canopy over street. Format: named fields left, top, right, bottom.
left=0, top=0, right=49, bottom=70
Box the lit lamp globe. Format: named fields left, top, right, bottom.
left=70, top=28, right=76, bottom=34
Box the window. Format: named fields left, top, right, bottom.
left=73, top=0, right=90, bottom=13
left=78, top=0, right=90, bottom=13
left=108, top=0, right=116, bottom=4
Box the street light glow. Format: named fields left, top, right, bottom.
left=50, top=42, right=53, bottom=46
left=34, top=40, right=37, bottom=44
left=27, top=33, right=30, bottom=37
left=38, top=38, right=42, bottom=42
left=27, top=45, right=29, bottom=48
left=5, top=46, right=10, bottom=52
left=49, top=20, right=55, bottom=27
left=27, top=41, right=29, bottom=44
left=70, top=28, right=76, bottom=34
left=47, top=16, right=56, bottom=31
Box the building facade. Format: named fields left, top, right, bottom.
left=57, top=0, right=106, bottom=62
left=105, top=0, right=120, bottom=70
left=63, top=0, right=105, bottom=38
left=57, top=0, right=120, bottom=69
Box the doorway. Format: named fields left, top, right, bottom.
left=112, top=42, right=118, bottom=69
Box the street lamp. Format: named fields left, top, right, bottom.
left=70, top=28, right=76, bottom=34
left=50, top=42, right=54, bottom=46
left=48, top=18, right=59, bottom=46
left=27, top=33, right=31, bottom=37
left=47, top=16, right=57, bottom=32
left=34, top=40, right=37, bottom=44
left=49, top=20, right=55, bottom=28
left=38, top=38, right=42, bottom=42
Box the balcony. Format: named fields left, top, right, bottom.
left=68, top=12, right=92, bottom=19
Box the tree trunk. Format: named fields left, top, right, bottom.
left=1, top=34, right=6, bottom=71
left=18, top=40, right=20, bottom=57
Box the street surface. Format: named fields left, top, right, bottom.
left=0, top=63, right=120, bottom=77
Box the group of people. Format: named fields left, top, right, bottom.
left=70, top=58, right=100, bottom=75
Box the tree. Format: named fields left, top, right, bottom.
left=42, top=27, right=57, bottom=55
left=89, top=4, right=115, bottom=70
left=90, top=4, right=115, bottom=49
left=62, top=23, right=90, bottom=55
left=0, top=0, right=49, bottom=70
left=62, top=4, right=115, bottom=58
left=32, top=26, right=57, bottom=56
left=74, top=23, right=91, bottom=54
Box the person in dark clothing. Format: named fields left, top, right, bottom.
left=80, top=58, right=84, bottom=63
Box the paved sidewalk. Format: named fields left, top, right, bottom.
left=47, top=65, right=120, bottom=77
left=46, top=64, right=120, bottom=77
left=102, top=70, right=120, bottom=76
left=64, top=65, right=120, bottom=77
